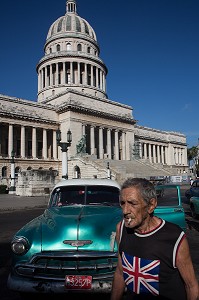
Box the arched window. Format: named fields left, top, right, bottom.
left=74, top=165, right=81, bottom=178
left=66, top=43, right=71, bottom=51
left=87, top=47, right=91, bottom=54
left=2, top=166, right=7, bottom=177
left=49, top=47, right=52, bottom=53
left=77, top=44, right=82, bottom=51
left=56, top=44, right=61, bottom=52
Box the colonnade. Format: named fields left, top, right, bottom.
left=0, top=124, right=57, bottom=160
left=0, top=123, right=130, bottom=161
left=139, top=141, right=187, bottom=166
left=38, top=61, right=106, bottom=92
left=82, top=124, right=129, bottom=160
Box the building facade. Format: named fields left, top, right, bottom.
left=0, top=0, right=188, bottom=188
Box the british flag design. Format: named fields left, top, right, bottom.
left=122, top=252, right=160, bottom=295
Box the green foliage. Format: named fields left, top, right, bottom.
left=187, top=146, right=198, bottom=161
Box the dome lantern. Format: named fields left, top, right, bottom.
left=66, top=0, right=77, bottom=14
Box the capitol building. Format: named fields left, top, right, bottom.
left=0, top=0, right=188, bottom=191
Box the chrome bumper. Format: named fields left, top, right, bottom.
left=7, top=274, right=112, bottom=294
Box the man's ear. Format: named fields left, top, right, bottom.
left=148, top=198, right=157, bottom=214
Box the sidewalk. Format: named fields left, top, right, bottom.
left=0, top=193, right=48, bottom=212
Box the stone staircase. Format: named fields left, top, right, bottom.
left=72, top=156, right=175, bottom=184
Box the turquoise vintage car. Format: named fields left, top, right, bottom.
left=7, top=179, right=186, bottom=296
left=190, top=196, right=199, bottom=219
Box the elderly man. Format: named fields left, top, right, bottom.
left=111, top=177, right=199, bottom=300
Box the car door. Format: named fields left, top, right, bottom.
left=190, top=180, right=199, bottom=197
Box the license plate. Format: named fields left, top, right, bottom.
left=65, top=275, right=92, bottom=290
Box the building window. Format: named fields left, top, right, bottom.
left=56, top=44, right=61, bottom=52
left=66, top=43, right=71, bottom=51
left=87, top=47, right=91, bottom=54
left=77, top=44, right=82, bottom=51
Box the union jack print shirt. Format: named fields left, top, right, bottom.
left=119, top=219, right=186, bottom=299
left=122, top=252, right=160, bottom=295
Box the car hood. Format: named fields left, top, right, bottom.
left=41, top=206, right=122, bottom=252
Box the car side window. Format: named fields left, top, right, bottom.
left=192, top=182, right=197, bottom=188
left=156, top=186, right=179, bottom=206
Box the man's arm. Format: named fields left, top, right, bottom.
left=176, top=236, right=199, bottom=300
left=111, top=222, right=126, bottom=300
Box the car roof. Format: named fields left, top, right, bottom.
left=52, top=178, right=121, bottom=190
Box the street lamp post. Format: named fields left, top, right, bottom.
left=9, top=150, right=16, bottom=194
left=56, top=129, right=72, bottom=180
left=107, top=162, right=111, bottom=179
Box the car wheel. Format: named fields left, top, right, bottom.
left=190, top=204, right=199, bottom=219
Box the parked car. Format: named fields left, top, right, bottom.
left=190, top=196, right=199, bottom=219
left=7, top=179, right=186, bottom=296
left=185, top=179, right=199, bottom=201
left=150, top=178, right=165, bottom=198
left=154, top=184, right=186, bottom=231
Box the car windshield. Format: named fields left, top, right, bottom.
left=49, top=185, right=120, bottom=207
left=155, top=185, right=180, bottom=206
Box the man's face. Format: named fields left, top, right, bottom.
left=119, top=186, right=155, bottom=229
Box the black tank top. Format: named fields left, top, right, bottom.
left=119, top=219, right=187, bottom=300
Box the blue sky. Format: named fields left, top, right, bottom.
left=0, top=0, right=199, bottom=148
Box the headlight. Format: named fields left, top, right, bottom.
left=11, top=237, right=30, bottom=255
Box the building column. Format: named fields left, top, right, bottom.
left=32, top=127, right=37, bottom=159
left=55, top=63, right=58, bottom=85
left=90, top=126, right=95, bottom=155
left=84, top=63, right=87, bottom=85
left=53, top=130, right=57, bottom=159
left=148, top=144, right=152, bottom=162
left=50, top=64, right=53, bottom=86
left=38, top=70, right=41, bottom=91
left=82, top=124, right=86, bottom=136
left=153, top=144, right=156, bottom=163
left=164, top=146, right=168, bottom=164
left=45, top=66, right=48, bottom=87
left=70, top=62, right=74, bottom=84
left=107, top=129, right=111, bottom=159
left=100, top=70, right=103, bottom=90
left=63, top=62, right=66, bottom=84
left=99, top=127, right=103, bottom=159
left=122, top=132, right=126, bottom=160
left=91, top=65, right=93, bottom=86
left=114, top=130, right=119, bottom=160
left=144, top=143, right=147, bottom=159
left=8, top=124, right=13, bottom=157
left=20, top=125, right=25, bottom=158
left=77, top=62, right=80, bottom=84
left=43, top=129, right=47, bottom=159
left=157, top=145, right=160, bottom=163
left=96, top=67, right=99, bottom=88
left=103, top=72, right=106, bottom=92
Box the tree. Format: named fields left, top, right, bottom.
left=187, top=146, right=199, bottom=176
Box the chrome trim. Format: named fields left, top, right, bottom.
left=63, top=240, right=93, bottom=246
